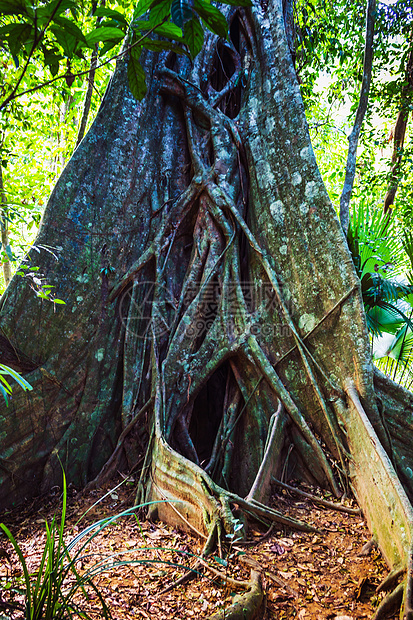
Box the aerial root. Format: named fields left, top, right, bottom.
left=376, top=564, right=406, bottom=594
left=207, top=570, right=263, bottom=620
left=245, top=336, right=341, bottom=497
left=272, top=478, right=361, bottom=515
left=214, top=488, right=321, bottom=533
left=372, top=581, right=404, bottom=620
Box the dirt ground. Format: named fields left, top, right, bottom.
left=0, top=476, right=398, bottom=619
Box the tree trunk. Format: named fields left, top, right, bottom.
left=1, top=1, right=413, bottom=616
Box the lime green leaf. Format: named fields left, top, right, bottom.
left=193, top=0, right=227, bottom=39
left=53, top=299, right=66, bottom=304
left=127, top=51, right=147, bottom=100
left=93, top=7, right=129, bottom=25
left=171, top=0, right=193, bottom=28
left=0, top=376, right=12, bottom=393
left=85, top=26, right=125, bottom=47
left=183, top=16, right=203, bottom=57
left=0, top=364, right=32, bottom=391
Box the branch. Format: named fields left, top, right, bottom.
left=339, top=0, right=376, bottom=234
left=0, top=18, right=169, bottom=112
left=1, top=0, right=64, bottom=110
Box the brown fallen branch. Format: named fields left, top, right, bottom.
left=272, top=478, right=361, bottom=515
left=235, top=549, right=299, bottom=598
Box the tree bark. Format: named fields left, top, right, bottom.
left=1, top=1, right=413, bottom=616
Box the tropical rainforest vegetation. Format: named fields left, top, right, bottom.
left=1, top=0, right=413, bottom=617
left=1, top=0, right=412, bottom=383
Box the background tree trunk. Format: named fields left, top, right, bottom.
left=1, top=0, right=413, bottom=615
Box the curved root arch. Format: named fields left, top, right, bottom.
left=106, top=9, right=348, bottom=537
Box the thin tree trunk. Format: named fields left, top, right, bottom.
left=0, top=165, right=11, bottom=288
left=339, top=0, right=376, bottom=234
left=383, top=41, right=413, bottom=213
left=76, top=44, right=99, bottom=148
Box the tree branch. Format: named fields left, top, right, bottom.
left=0, top=18, right=169, bottom=112
left=339, top=0, right=376, bottom=234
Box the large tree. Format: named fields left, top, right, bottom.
left=1, top=0, right=413, bottom=617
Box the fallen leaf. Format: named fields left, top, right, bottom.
left=270, top=543, right=286, bottom=555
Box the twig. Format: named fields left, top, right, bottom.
left=235, top=522, right=275, bottom=546
left=198, top=558, right=250, bottom=588
left=272, top=478, right=361, bottom=515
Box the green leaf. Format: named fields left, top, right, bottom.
left=99, top=39, right=123, bottom=55
left=93, top=7, right=129, bottom=25
left=193, top=0, right=227, bottom=39
left=50, top=25, right=78, bottom=57
left=148, top=0, right=172, bottom=26
left=4, top=244, right=13, bottom=261
left=0, top=23, right=32, bottom=57
left=53, top=298, right=66, bottom=304
left=127, top=50, right=147, bottom=100
left=213, top=555, right=228, bottom=566
left=85, top=26, right=125, bottom=47
left=133, top=0, right=154, bottom=19
left=171, top=0, right=193, bottom=28
left=133, top=20, right=183, bottom=41
left=52, top=16, right=88, bottom=44
left=0, top=385, right=8, bottom=405
left=0, top=364, right=32, bottom=391
left=0, top=376, right=12, bottom=393
left=183, top=16, right=203, bottom=57
left=0, top=0, right=27, bottom=15
left=43, top=46, right=61, bottom=76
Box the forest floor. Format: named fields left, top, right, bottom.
left=0, top=476, right=397, bottom=619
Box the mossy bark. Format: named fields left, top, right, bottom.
left=1, top=0, right=413, bottom=616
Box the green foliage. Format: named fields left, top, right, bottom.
left=0, top=362, right=32, bottom=405
left=0, top=472, right=191, bottom=619
left=347, top=202, right=413, bottom=387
